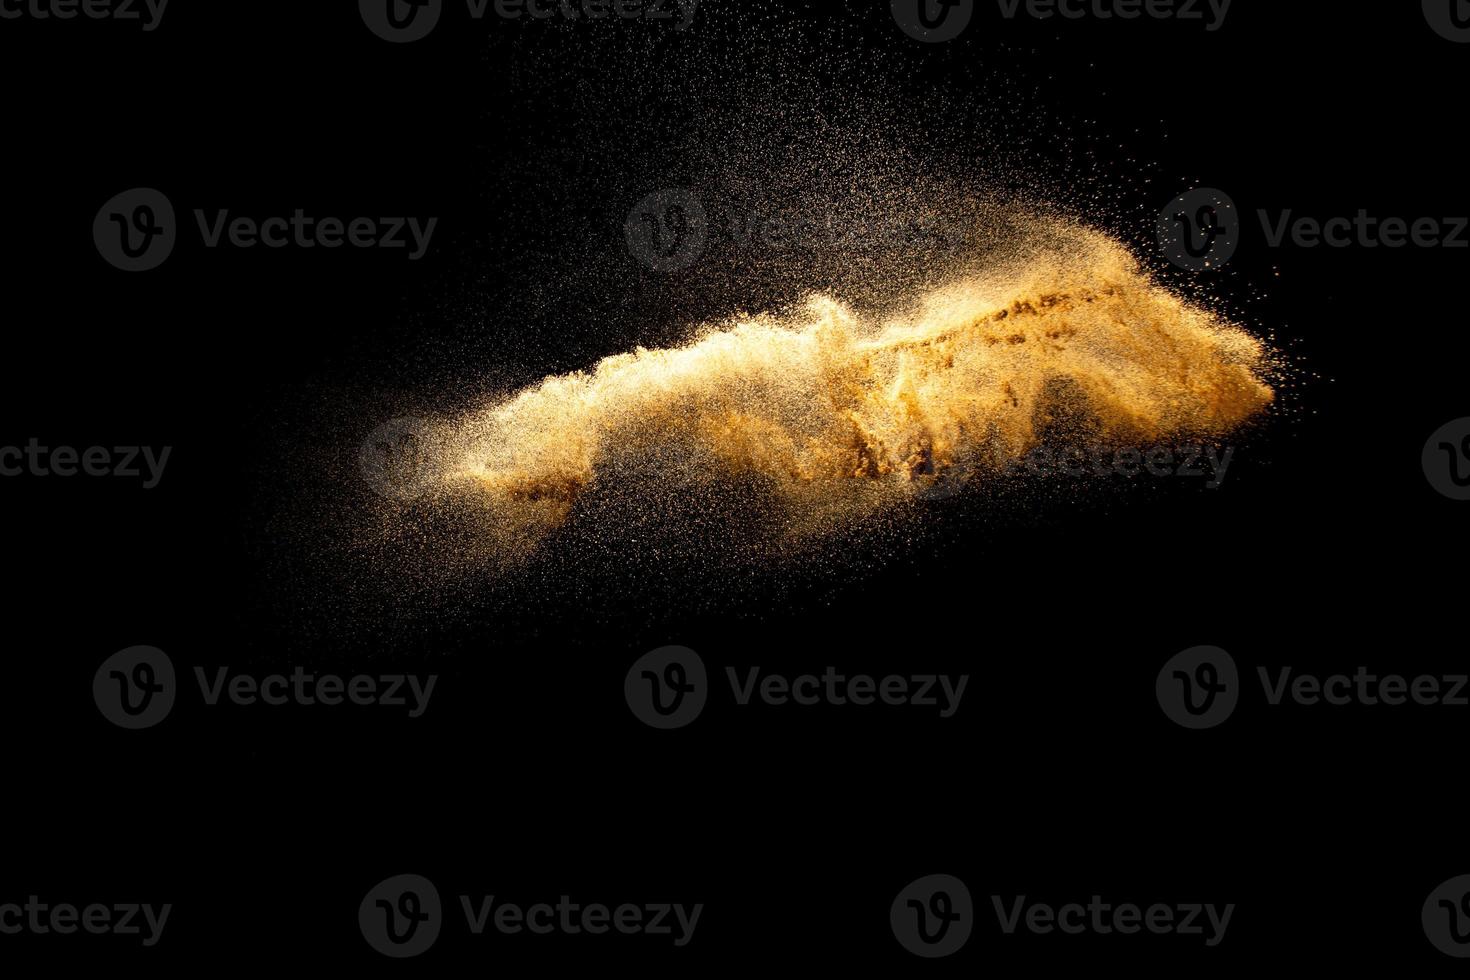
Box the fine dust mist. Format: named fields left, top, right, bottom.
left=374, top=219, right=1276, bottom=572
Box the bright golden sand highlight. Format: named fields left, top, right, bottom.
left=410, top=223, right=1273, bottom=554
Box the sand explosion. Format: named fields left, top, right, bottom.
left=374, top=221, right=1274, bottom=559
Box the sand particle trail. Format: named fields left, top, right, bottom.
left=390, top=221, right=1274, bottom=560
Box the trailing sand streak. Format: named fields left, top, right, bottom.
left=416, top=225, right=1274, bottom=551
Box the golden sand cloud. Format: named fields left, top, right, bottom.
left=391, top=221, right=1274, bottom=559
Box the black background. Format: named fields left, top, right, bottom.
left=1, top=0, right=1463, bottom=970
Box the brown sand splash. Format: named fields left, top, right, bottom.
left=403, top=221, right=1273, bottom=558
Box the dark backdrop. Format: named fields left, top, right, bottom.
left=0, top=0, right=1462, bottom=970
